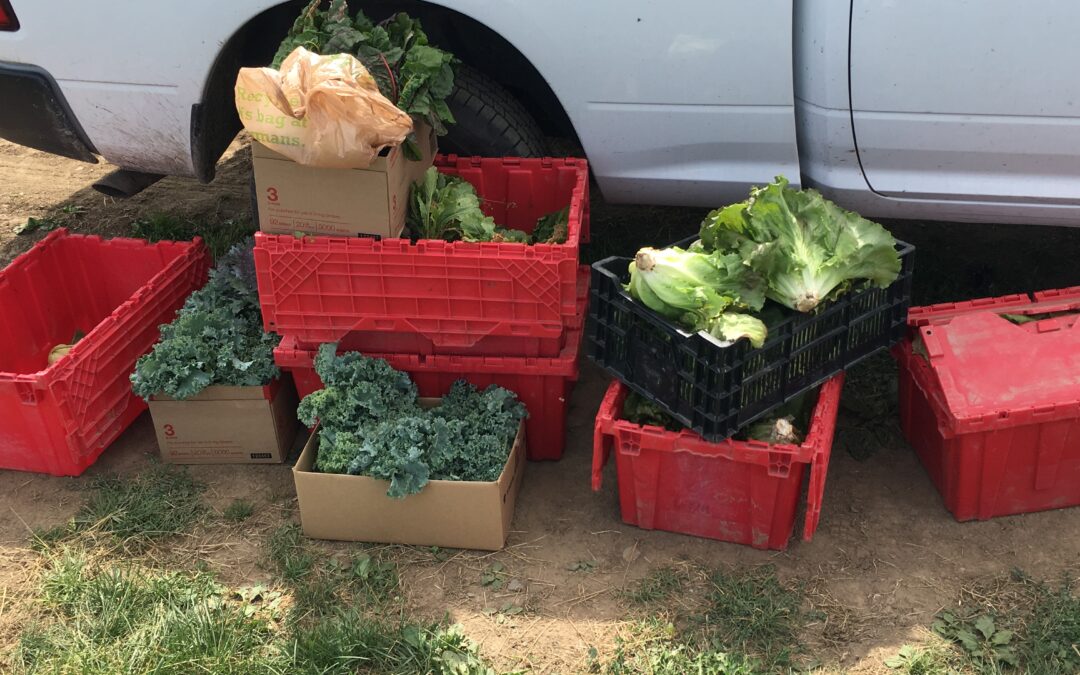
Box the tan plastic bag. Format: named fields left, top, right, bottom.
left=235, top=47, right=413, bottom=169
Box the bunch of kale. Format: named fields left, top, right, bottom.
left=131, top=240, right=280, bottom=400
left=298, top=344, right=527, bottom=498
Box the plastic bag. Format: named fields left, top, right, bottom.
left=235, top=47, right=413, bottom=169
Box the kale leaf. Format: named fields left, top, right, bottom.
left=130, top=240, right=279, bottom=401
left=299, top=349, right=526, bottom=497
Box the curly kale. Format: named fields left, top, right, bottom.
left=299, top=344, right=421, bottom=474
left=273, top=0, right=456, bottom=139
left=130, top=241, right=279, bottom=401
left=299, top=350, right=526, bottom=497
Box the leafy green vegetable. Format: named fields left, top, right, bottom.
left=627, top=246, right=766, bottom=334
left=407, top=167, right=541, bottom=244
left=699, top=176, right=900, bottom=313
left=708, top=313, right=768, bottom=348
left=130, top=241, right=279, bottom=401
left=299, top=347, right=526, bottom=497
left=621, top=392, right=682, bottom=431
left=273, top=0, right=456, bottom=137
left=407, top=167, right=495, bottom=241
left=298, top=344, right=421, bottom=474
left=532, top=207, right=570, bottom=245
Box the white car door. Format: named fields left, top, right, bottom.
left=431, top=0, right=800, bottom=206
left=850, top=0, right=1080, bottom=205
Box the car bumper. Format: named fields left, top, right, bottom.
left=0, top=61, right=97, bottom=162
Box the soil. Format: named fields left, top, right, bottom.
left=2, top=137, right=1080, bottom=673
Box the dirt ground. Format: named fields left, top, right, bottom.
left=2, top=138, right=1080, bottom=673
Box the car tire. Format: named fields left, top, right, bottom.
left=441, top=65, right=547, bottom=157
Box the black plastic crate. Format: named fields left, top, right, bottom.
left=586, top=237, right=915, bottom=441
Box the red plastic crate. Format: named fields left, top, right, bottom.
left=896, top=301, right=1080, bottom=520
left=254, top=156, right=589, bottom=357
left=273, top=283, right=586, bottom=461
left=0, top=230, right=211, bottom=476
left=591, top=374, right=844, bottom=550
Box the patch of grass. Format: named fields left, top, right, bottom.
left=266, top=524, right=399, bottom=620
left=223, top=498, right=255, bottom=522
left=267, top=523, right=316, bottom=583
left=130, top=213, right=255, bottom=259
left=290, top=612, right=495, bottom=675
left=14, top=552, right=493, bottom=675
left=590, top=619, right=759, bottom=675
left=32, top=464, right=205, bottom=551
left=695, top=565, right=805, bottom=672
left=1021, top=577, right=1080, bottom=674
left=623, top=566, right=686, bottom=606
left=930, top=570, right=1080, bottom=675
left=14, top=553, right=279, bottom=673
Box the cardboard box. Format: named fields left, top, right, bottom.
left=252, top=122, right=436, bottom=238
left=293, top=400, right=526, bottom=550
left=149, top=376, right=299, bottom=464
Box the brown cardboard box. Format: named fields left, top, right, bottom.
left=149, top=376, right=299, bottom=464
left=293, top=401, right=526, bottom=551
left=252, top=122, right=436, bottom=238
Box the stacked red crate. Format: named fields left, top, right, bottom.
left=259, top=156, right=591, bottom=460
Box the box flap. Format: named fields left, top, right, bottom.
left=152, top=382, right=275, bottom=402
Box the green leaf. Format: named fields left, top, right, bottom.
left=991, top=628, right=1013, bottom=645
left=953, top=629, right=981, bottom=653
left=974, top=615, right=996, bottom=640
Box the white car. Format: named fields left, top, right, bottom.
left=1, top=0, right=1078, bottom=225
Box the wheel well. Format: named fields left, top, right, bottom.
left=194, top=0, right=577, bottom=181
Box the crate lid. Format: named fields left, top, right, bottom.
left=919, top=311, right=1080, bottom=432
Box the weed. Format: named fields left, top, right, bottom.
left=130, top=213, right=255, bottom=259
left=223, top=498, right=255, bottom=522
left=481, top=562, right=508, bottom=590
left=15, top=216, right=64, bottom=236
left=289, top=612, right=495, bottom=675
left=32, top=464, right=205, bottom=551
left=932, top=612, right=1017, bottom=672
left=347, top=553, right=399, bottom=605
left=623, top=566, right=686, bottom=606
left=885, top=643, right=964, bottom=675
left=567, top=560, right=597, bottom=573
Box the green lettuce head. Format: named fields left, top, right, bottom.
left=627, top=246, right=765, bottom=332
left=700, top=176, right=901, bottom=312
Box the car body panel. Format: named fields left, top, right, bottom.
left=850, top=0, right=1080, bottom=205
left=0, top=0, right=800, bottom=205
